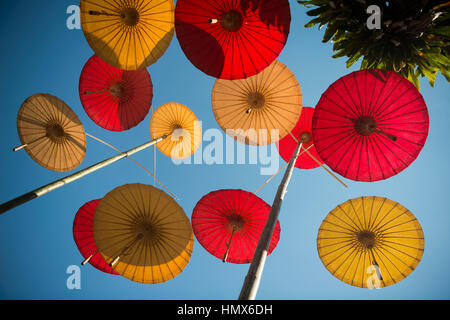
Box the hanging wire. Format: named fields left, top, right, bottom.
left=85, top=132, right=178, bottom=200
left=287, top=130, right=348, bottom=188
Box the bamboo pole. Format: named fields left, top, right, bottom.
left=238, top=139, right=304, bottom=300
left=0, top=135, right=167, bottom=215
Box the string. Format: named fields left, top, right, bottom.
left=254, top=144, right=314, bottom=195
left=288, top=131, right=348, bottom=188
left=85, top=132, right=178, bottom=200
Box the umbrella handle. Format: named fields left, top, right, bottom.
left=222, top=230, right=235, bottom=263
left=13, top=136, right=47, bottom=152
left=373, top=128, right=397, bottom=141
left=109, top=256, right=121, bottom=268
left=109, top=234, right=144, bottom=267
left=13, top=144, right=27, bottom=152
left=370, top=251, right=383, bottom=281
left=81, top=251, right=97, bottom=266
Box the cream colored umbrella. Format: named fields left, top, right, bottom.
left=212, top=60, right=302, bottom=146
left=93, top=183, right=193, bottom=283
left=15, top=93, right=86, bottom=172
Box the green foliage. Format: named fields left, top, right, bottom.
left=298, top=0, right=450, bottom=89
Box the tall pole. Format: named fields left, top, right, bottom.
left=238, top=139, right=303, bottom=300
left=0, top=135, right=167, bottom=215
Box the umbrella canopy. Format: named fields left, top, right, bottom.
left=149, top=102, right=202, bottom=159
left=93, top=183, right=193, bottom=284
left=73, top=199, right=118, bottom=275
left=212, top=60, right=302, bottom=145
left=276, top=107, right=323, bottom=169
left=317, top=196, right=424, bottom=288
left=80, top=0, right=175, bottom=70
left=192, top=189, right=281, bottom=264
left=79, top=55, right=153, bottom=131
left=16, top=93, right=86, bottom=172
left=175, top=0, right=291, bottom=79
left=312, top=69, right=429, bottom=182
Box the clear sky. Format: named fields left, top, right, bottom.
left=0, top=0, right=449, bottom=300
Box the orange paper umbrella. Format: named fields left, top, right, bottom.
left=212, top=60, right=302, bottom=145
left=149, top=102, right=202, bottom=159
left=93, top=183, right=193, bottom=284
left=79, top=55, right=153, bottom=131
left=15, top=93, right=86, bottom=172
left=80, top=0, right=175, bottom=70
left=317, top=196, right=425, bottom=288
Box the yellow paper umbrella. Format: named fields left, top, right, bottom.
left=15, top=93, right=86, bottom=172
left=317, top=196, right=424, bottom=289
left=212, top=60, right=302, bottom=146
left=149, top=102, right=202, bottom=159
left=80, top=0, right=175, bottom=70
left=93, top=183, right=193, bottom=284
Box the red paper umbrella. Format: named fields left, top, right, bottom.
left=175, top=0, right=291, bottom=79
left=312, top=69, right=429, bottom=182
left=192, top=189, right=280, bottom=264
left=79, top=55, right=153, bottom=131
left=276, top=107, right=323, bottom=169
left=73, top=199, right=118, bottom=275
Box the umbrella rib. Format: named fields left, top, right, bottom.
left=34, top=95, right=56, bottom=125
left=321, top=220, right=355, bottom=235
left=335, top=205, right=363, bottom=232
left=374, top=209, right=410, bottom=233
left=378, top=218, right=419, bottom=235
left=367, top=137, right=385, bottom=180
left=235, top=29, right=256, bottom=78
left=376, top=245, right=413, bottom=274
left=321, top=239, right=357, bottom=263
left=371, top=77, right=405, bottom=119
left=329, top=84, right=360, bottom=120
left=382, top=228, right=423, bottom=235
left=370, top=202, right=399, bottom=233
left=376, top=94, right=421, bottom=122
left=331, top=241, right=360, bottom=280
left=326, top=212, right=360, bottom=234
left=349, top=198, right=365, bottom=231
left=368, top=71, right=391, bottom=119
left=84, top=0, right=120, bottom=12
left=352, top=72, right=364, bottom=117
left=381, top=239, right=424, bottom=252
left=371, top=248, right=394, bottom=285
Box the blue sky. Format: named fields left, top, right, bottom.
left=0, top=0, right=449, bottom=300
